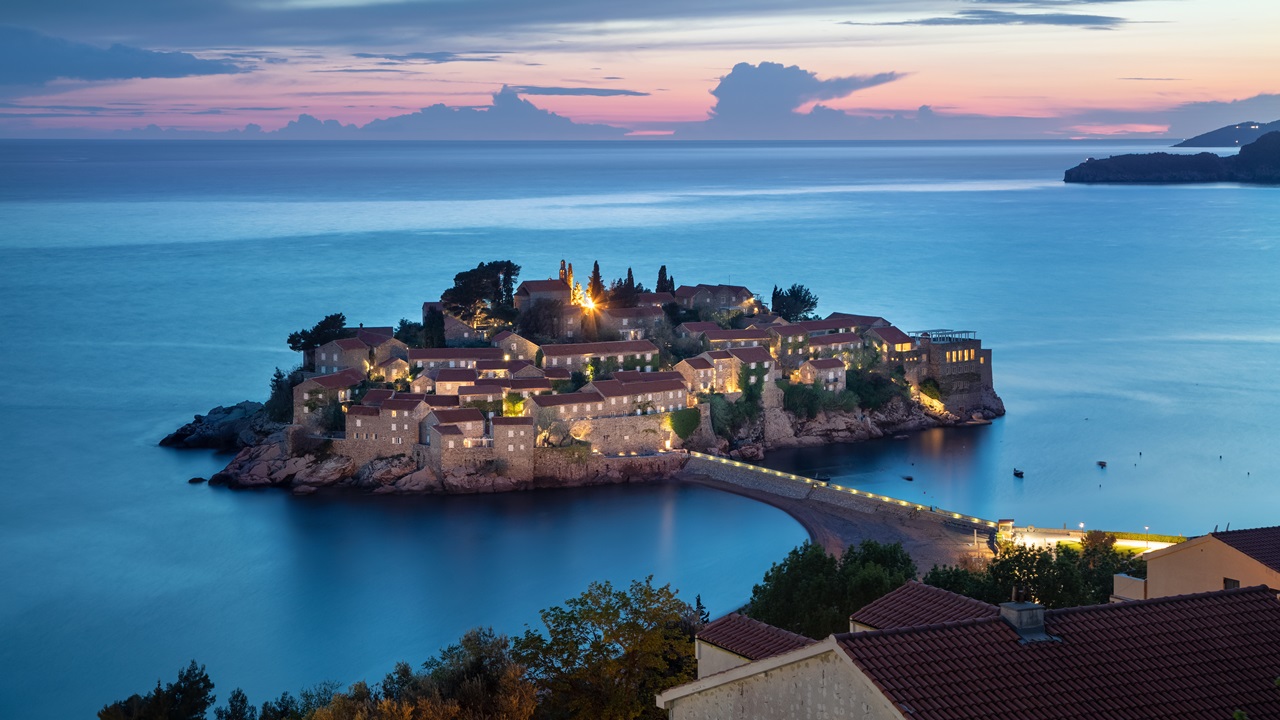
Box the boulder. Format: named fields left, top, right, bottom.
left=160, top=401, right=283, bottom=450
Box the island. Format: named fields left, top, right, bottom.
left=1063, top=130, right=1280, bottom=184
left=165, top=259, right=1004, bottom=497
left=1175, top=119, right=1280, bottom=148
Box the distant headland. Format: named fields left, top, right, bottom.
left=164, top=260, right=1003, bottom=495
left=1175, top=119, right=1280, bottom=148
left=1064, top=131, right=1280, bottom=185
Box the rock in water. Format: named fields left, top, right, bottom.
left=160, top=401, right=281, bottom=450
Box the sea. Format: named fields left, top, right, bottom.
left=1, top=139, right=1277, bottom=718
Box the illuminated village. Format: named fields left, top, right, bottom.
left=289, top=260, right=998, bottom=482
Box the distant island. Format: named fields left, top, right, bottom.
left=1064, top=131, right=1280, bottom=185
left=1175, top=119, right=1280, bottom=148
left=164, top=260, right=1003, bottom=495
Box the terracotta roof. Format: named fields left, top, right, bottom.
left=542, top=368, right=572, bottom=380
left=475, top=359, right=511, bottom=371
left=676, top=321, right=721, bottom=335
left=422, top=395, right=460, bottom=408
left=377, top=356, right=408, bottom=368
left=381, top=398, right=424, bottom=412
left=793, top=318, right=859, bottom=334
left=850, top=581, right=999, bottom=631
left=516, top=279, right=570, bottom=294
left=678, top=357, right=714, bottom=370
left=623, top=379, right=687, bottom=394
left=347, top=405, right=379, bottom=417
left=433, top=424, right=463, bottom=436
left=357, top=329, right=401, bottom=347
left=826, top=312, right=888, bottom=327
left=491, top=330, right=515, bottom=343
left=697, top=613, right=815, bottom=661
left=613, top=370, right=684, bottom=383
left=804, top=358, right=846, bottom=370
left=703, top=328, right=772, bottom=342
left=392, top=392, right=426, bottom=401
left=329, top=337, right=367, bottom=351
left=308, top=368, right=365, bottom=389
left=492, top=416, right=534, bottom=426
left=457, top=386, right=502, bottom=398
left=673, top=285, right=705, bottom=299
left=838, top=587, right=1280, bottom=720
left=635, top=292, right=675, bottom=304
left=807, top=332, right=860, bottom=347
left=703, top=350, right=732, bottom=360
left=360, top=389, right=395, bottom=405
left=408, top=347, right=504, bottom=361
left=529, top=391, right=604, bottom=408
left=427, top=408, right=485, bottom=425
left=1211, top=525, right=1280, bottom=572
left=868, top=325, right=913, bottom=346
left=539, top=340, right=658, bottom=357
left=727, top=347, right=774, bottom=364
left=698, top=283, right=751, bottom=295
left=435, top=368, right=478, bottom=382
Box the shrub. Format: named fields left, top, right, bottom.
left=846, top=368, right=907, bottom=411
left=668, top=408, right=701, bottom=439
left=919, top=377, right=943, bottom=401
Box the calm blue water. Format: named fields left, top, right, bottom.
left=2, top=140, right=1278, bottom=718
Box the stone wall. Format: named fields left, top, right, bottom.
left=666, top=650, right=902, bottom=720
left=683, top=455, right=813, bottom=499
left=566, top=413, right=675, bottom=455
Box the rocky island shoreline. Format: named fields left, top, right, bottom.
left=1063, top=130, right=1280, bottom=184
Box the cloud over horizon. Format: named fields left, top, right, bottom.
left=842, top=9, right=1125, bottom=29
left=0, top=26, right=245, bottom=87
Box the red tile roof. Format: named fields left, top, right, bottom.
left=679, top=357, right=714, bottom=370
left=673, top=285, right=705, bottom=299
left=433, top=424, right=462, bottom=436
left=793, top=318, right=859, bottom=334
left=422, top=395, right=461, bottom=408
left=392, top=393, right=427, bottom=401
left=804, top=358, right=846, bottom=370
left=408, top=347, right=504, bottom=361
left=492, top=416, right=534, bottom=426
left=457, top=386, right=503, bottom=398
left=308, top=368, right=365, bottom=389
left=850, top=582, right=999, bottom=631
left=839, top=586, right=1280, bottom=720
left=868, top=325, right=913, bottom=346
left=491, top=330, right=515, bottom=343
left=697, top=613, right=815, bottom=661
left=703, top=350, right=732, bottom=360
left=635, top=292, right=675, bottom=305
left=676, top=321, right=721, bottom=335
left=613, top=370, right=684, bottom=383
left=360, top=389, right=395, bottom=405
left=727, top=347, right=774, bottom=364
left=517, top=279, right=570, bottom=294
left=1211, top=525, right=1280, bottom=572
left=377, top=356, right=408, bottom=368
left=435, top=369, right=478, bottom=382
left=529, top=391, right=605, bottom=408
left=703, top=328, right=772, bottom=342
left=505, top=378, right=552, bottom=391
left=826, top=312, right=888, bottom=327
left=426, top=408, right=485, bottom=425
left=330, top=337, right=368, bottom=351
left=357, top=329, right=401, bottom=347
left=539, top=340, right=658, bottom=357
left=381, top=398, right=424, bottom=412
left=543, top=368, right=572, bottom=380
left=475, top=359, right=511, bottom=371
left=347, top=405, right=379, bottom=417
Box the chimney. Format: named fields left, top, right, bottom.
left=999, top=589, right=1058, bottom=644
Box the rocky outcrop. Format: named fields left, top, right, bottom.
left=1064, top=131, right=1280, bottom=184
left=160, top=401, right=282, bottom=450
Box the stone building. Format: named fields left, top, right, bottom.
left=702, top=328, right=771, bottom=350
left=634, top=291, right=675, bottom=307
left=373, top=356, right=410, bottom=382
left=583, top=378, right=689, bottom=416
left=491, top=330, right=541, bottom=363
left=658, top=586, right=1280, bottom=720
left=292, top=368, right=364, bottom=427
left=539, top=339, right=659, bottom=373
left=491, top=416, right=535, bottom=480
left=674, top=321, right=721, bottom=340
left=433, top=368, right=477, bottom=395
left=865, top=325, right=918, bottom=365
left=694, top=351, right=737, bottom=394
left=806, top=332, right=862, bottom=361
left=910, top=330, right=995, bottom=407
left=796, top=358, right=847, bottom=393
left=424, top=408, right=486, bottom=440
left=408, top=347, right=504, bottom=376
left=527, top=391, right=608, bottom=421
left=674, top=284, right=758, bottom=313
left=768, top=325, right=811, bottom=369
left=598, top=306, right=666, bottom=340
left=726, top=346, right=778, bottom=387
left=357, top=330, right=409, bottom=366
left=513, top=278, right=571, bottom=311
left=674, top=357, right=716, bottom=394
left=1112, top=525, right=1280, bottom=602
left=314, top=337, right=370, bottom=375
left=612, top=370, right=685, bottom=384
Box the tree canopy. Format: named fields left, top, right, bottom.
left=441, top=260, right=521, bottom=324
left=98, top=660, right=216, bottom=720
left=513, top=576, right=698, bottom=720
left=746, top=541, right=917, bottom=638
left=770, top=284, right=819, bottom=322
left=423, top=306, right=447, bottom=348
left=286, top=313, right=351, bottom=354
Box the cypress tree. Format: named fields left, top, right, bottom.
left=656, top=266, right=668, bottom=294
left=589, top=261, right=606, bottom=301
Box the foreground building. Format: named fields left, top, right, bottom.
left=1113, top=524, right=1280, bottom=601
left=659, top=585, right=1280, bottom=719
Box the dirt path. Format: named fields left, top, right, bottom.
left=680, top=473, right=991, bottom=573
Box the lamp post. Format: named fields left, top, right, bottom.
left=1079, top=522, right=1085, bottom=539
left=1145, top=525, right=1150, bottom=550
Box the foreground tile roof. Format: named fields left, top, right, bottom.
left=868, top=325, right=913, bottom=346
left=1211, top=525, right=1280, bottom=572
left=697, top=613, right=815, bottom=661
left=804, top=358, right=847, bottom=370
left=839, top=586, right=1280, bottom=720
left=850, top=581, right=999, bottom=631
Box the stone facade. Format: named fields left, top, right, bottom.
left=315, top=337, right=369, bottom=375
left=492, top=331, right=541, bottom=363
left=540, top=339, right=660, bottom=373
left=797, top=358, right=847, bottom=393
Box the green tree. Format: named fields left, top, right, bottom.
left=746, top=541, right=917, bottom=639
left=419, top=627, right=536, bottom=720
left=287, top=313, right=351, bottom=369
left=513, top=577, right=696, bottom=720
left=423, top=306, right=448, bottom=348
left=588, top=261, right=606, bottom=303
left=656, top=266, right=671, bottom=294
left=516, top=299, right=564, bottom=343
left=215, top=689, right=257, bottom=720
left=99, top=660, right=216, bottom=720
left=394, top=318, right=425, bottom=348
left=264, top=366, right=303, bottom=423
left=770, top=284, right=819, bottom=322
left=442, top=261, right=522, bottom=324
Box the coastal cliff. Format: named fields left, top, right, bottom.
left=160, top=401, right=283, bottom=450
left=1064, top=131, right=1280, bottom=184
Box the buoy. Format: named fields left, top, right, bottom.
left=1097, top=461, right=1107, bottom=468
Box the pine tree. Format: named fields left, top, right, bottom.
left=589, top=261, right=605, bottom=301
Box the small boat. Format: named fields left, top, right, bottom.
left=902, top=475, right=914, bottom=482
left=1097, top=461, right=1107, bottom=469
left=893, top=434, right=909, bottom=440
left=1013, top=469, right=1024, bottom=478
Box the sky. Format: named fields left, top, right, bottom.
left=1, top=0, right=1278, bottom=139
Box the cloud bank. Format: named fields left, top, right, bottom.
left=0, top=26, right=245, bottom=86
